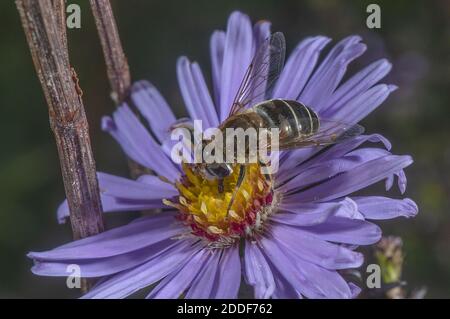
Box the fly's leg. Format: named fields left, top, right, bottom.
left=226, top=165, right=246, bottom=216
left=218, top=178, right=224, bottom=193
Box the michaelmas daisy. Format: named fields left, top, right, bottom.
left=28, top=11, right=417, bottom=299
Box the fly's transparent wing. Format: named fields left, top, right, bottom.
left=227, top=32, right=286, bottom=117
left=264, top=120, right=365, bottom=151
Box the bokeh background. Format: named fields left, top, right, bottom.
left=0, top=0, right=449, bottom=298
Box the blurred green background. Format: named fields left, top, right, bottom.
left=0, top=0, right=449, bottom=298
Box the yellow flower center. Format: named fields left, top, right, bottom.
left=164, top=163, right=274, bottom=246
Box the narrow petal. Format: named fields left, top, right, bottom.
left=147, top=248, right=208, bottom=299
left=285, top=155, right=413, bottom=202
left=300, top=36, right=366, bottom=113
left=322, top=83, right=398, bottom=126
left=185, top=250, right=221, bottom=299
left=274, top=198, right=357, bottom=226
left=385, top=174, right=394, bottom=191
left=291, top=262, right=352, bottom=299
left=352, top=196, right=418, bottom=220
left=57, top=173, right=175, bottom=223
left=296, top=134, right=391, bottom=173
left=331, top=198, right=365, bottom=220
left=210, top=30, right=226, bottom=108
left=273, top=36, right=330, bottom=99
left=397, top=170, right=407, bottom=194
left=29, top=212, right=181, bottom=260
left=82, top=240, right=198, bottom=299
left=177, top=57, right=219, bottom=127
left=298, top=216, right=382, bottom=245
left=260, top=237, right=352, bottom=298
left=130, top=80, right=176, bottom=142
left=98, top=172, right=176, bottom=200
left=270, top=224, right=364, bottom=269
left=259, top=239, right=322, bottom=298
left=102, top=105, right=180, bottom=181
left=210, top=245, right=241, bottom=298
left=57, top=195, right=166, bottom=224
left=349, top=282, right=362, bottom=298
left=324, top=59, right=392, bottom=114
left=271, top=266, right=301, bottom=299
left=31, top=238, right=180, bottom=278
left=277, top=134, right=391, bottom=182
left=244, top=242, right=275, bottom=299
left=219, top=11, right=253, bottom=120
left=279, top=148, right=391, bottom=193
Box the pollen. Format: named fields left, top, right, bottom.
left=164, top=163, right=275, bottom=245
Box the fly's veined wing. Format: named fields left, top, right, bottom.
left=264, top=120, right=365, bottom=151
left=227, top=32, right=286, bottom=117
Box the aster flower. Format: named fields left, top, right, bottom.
left=28, top=11, right=418, bottom=299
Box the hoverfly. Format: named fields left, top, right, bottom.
left=174, top=32, right=363, bottom=212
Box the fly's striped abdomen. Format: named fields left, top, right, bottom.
left=253, top=99, right=319, bottom=141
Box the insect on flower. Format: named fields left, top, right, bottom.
left=28, top=11, right=418, bottom=299
left=172, top=32, right=365, bottom=214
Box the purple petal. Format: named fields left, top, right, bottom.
left=385, top=174, right=394, bottom=191
left=177, top=57, right=219, bottom=128
left=352, top=196, right=418, bottom=220
left=260, top=237, right=352, bottom=298
left=301, top=134, right=392, bottom=169
left=273, top=36, right=330, bottom=99
left=279, top=148, right=391, bottom=192
left=32, top=238, right=180, bottom=278
left=324, top=59, right=392, bottom=115
left=210, top=245, right=241, bottom=298
left=285, top=154, right=413, bottom=202
left=322, top=83, right=398, bottom=126
left=102, top=105, right=180, bottom=181
left=269, top=223, right=364, bottom=269
left=185, top=250, right=221, bottom=299
left=210, top=30, right=226, bottom=109
left=349, top=282, right=361, bottom=298
left=29, top=212, right=181, bottom=260
left=397, top=170, right=407, bottom=194
left=271, top=266, right=301, bottom=299
left=258, top=238, right=322, bottom=298
left=300, top=36, right=366, bottom=113
left=331, top=198, right=365, bottom=220
left=98, top=172, right=176, bottom=200
left=57, top=195, right=166, bottom=224
left=244, top=242, right=275, bottom=299
left=57, top=173, right=175, bottom=223
left=82, top=240, right=198, bottom=298
left=130, top=80, right=176, bottom=142
left=274, top=198, right=356, bottom=226
left=219, top=11, right=253, bottom=121
left=147, top=248, right=209, bottom=299
left=298, top=216, right=382, bottom=245
left=277, top=134, right=391, bottom=183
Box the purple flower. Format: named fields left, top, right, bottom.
left=28, top=11, right=417, bottom=299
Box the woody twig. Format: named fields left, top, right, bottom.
left=16, top=0, right=104, bottom=263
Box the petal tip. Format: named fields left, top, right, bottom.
left=101, top=116, right=115, bottom=132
